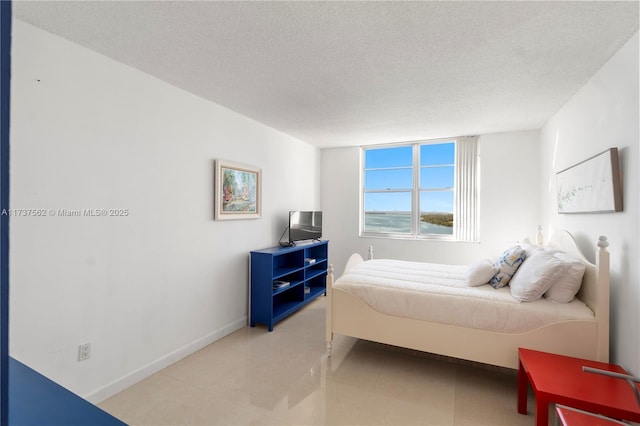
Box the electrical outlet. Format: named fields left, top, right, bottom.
left=78, top=343, right=91, bottom=361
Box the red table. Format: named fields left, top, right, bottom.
left=517, top=348, right=640, bottom=426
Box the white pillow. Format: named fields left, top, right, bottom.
left=520, top=242, right=541, bottom=258
left=521, top=242, right=561, bottom=258
left=466, top=259, right=497, bottom=287
left=544, top=253, right=586, bottom=303
left=509, top=252, right=568, bottom=302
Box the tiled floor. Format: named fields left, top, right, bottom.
left=99, top=299, right=535, bottom=425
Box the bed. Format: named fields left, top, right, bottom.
left=325, top=230, right=610, bottom=369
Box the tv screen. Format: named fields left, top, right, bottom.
left=289, top=211, right=322, bottom=243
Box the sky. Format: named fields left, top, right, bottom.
left=364, top=142, right=455, bottom=213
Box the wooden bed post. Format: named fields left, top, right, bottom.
left=596, top=236, right=610, bottom=363
left=326, top=264, right=334, bottom=357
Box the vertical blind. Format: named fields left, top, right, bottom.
left=454, top=136, right=479, bottom=242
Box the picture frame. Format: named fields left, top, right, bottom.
left=556, top=148, right=622, bottom=214
left=215, top=160, right=262, bottom=220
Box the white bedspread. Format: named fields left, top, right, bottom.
left=333, top=259, right=594, bottom=333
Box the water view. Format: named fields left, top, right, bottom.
left=364, top=212, right=453, bottom=235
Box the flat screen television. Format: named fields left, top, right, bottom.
left=289, top=211, right=322, bottom=244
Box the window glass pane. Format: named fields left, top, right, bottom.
left=420, top=142, right=455, bottom=166
left=420, top=166, right=454, bottom=189
left=419, top=191, right=454, bottom=235
left=365, top=168, right=413, bottom=190
left=364, top=192, right=412, bottom=234
left=364, top=192, right=411, bottom=212
left=360, top=139, right=470, bottom=239
left=365, top=146, right=412, bottom=169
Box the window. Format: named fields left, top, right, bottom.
left=361, top=137, right=478, bottom=241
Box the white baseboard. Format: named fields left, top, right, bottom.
left=84, top=317, right=247, bottom=404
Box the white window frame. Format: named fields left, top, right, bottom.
left=360, top=136, right=478, bottom=242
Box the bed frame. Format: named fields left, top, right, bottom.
left=325, top=230, right=610, bottom=369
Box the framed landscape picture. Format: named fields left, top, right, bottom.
left=215, top=160, right=261, bottom=220
left=556, top=148, right=622, bottom=214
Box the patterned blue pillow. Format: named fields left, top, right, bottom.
left=490, top=246, right=526, bottom=288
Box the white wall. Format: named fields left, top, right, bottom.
left=9, top=20, right=320, bottom=401
left=540, top=32, right=639, bottom=375
left=321, top=130, right=541, bottom=276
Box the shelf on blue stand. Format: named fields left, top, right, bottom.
left=9, top=357, right=127, bottom=426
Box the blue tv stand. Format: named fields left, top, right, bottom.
left=250, top=241, right=328, bottom=331
left=9, top=357, right=126, bottom=425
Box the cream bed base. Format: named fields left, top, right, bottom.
left=325, top=230, right=610, bottom=369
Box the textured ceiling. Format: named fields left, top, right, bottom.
left=14, top=1, right=639, bottom=148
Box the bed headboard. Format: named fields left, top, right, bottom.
left=548, top=229, right=610, bottom=362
